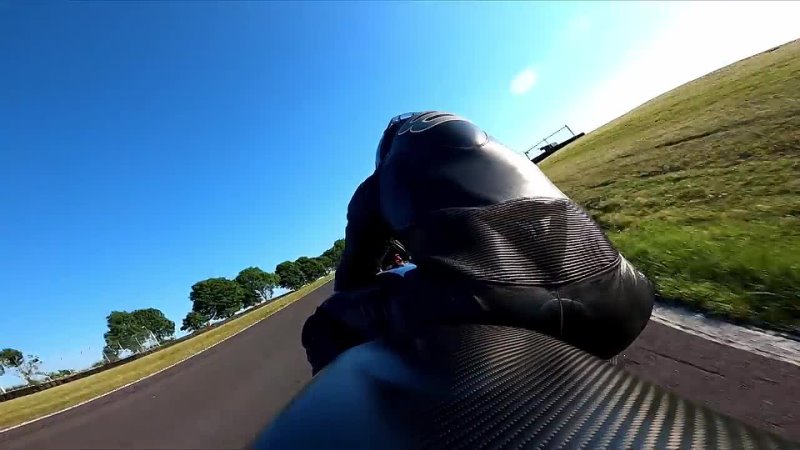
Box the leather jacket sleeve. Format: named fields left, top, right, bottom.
left=333, top=173, right=392, bottom=292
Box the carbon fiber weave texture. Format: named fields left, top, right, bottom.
left=417, top=325, right=796, bottom=449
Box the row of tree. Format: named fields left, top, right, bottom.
left=100, top=239, right=345, bottom=355
left=180, top=239, right=344, bottom=332
left=0, top=349, right=42, bottom=385
left=0, top=347, right=104, bottom=388
left=180, top=269, right=274, bottom=333
left=1, top=239, right=345, bottom=388
left=274, top=239, right=344, bottom=290
left=0, top=349, right=71, bottom=386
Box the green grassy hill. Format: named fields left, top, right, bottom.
left=540, top=40, right=800, bottom=331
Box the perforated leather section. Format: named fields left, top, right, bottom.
left=407, top=197, right=620, bottom=287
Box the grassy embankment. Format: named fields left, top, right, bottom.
left=0, top=275, right=333, bottom=430
left=540, top=40, right=799, bottom=331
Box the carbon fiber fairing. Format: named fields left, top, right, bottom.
left=255, top=325, right=798, bottom=450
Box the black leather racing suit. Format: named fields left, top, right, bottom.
left=302, top=112, right=655, bottom=374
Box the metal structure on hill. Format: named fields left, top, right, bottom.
left=525, top=125, right=585, bottom=164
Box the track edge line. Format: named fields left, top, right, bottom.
left=649, top=314, right=800, bottom=368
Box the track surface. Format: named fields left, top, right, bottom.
left=1, top=281, right=798, bottom=448
left=620, top=321, right=800, bottom=442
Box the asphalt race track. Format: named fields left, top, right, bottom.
left=620, top=321, right=800, bottom=442
left=1, top=280, right=798, bottom=448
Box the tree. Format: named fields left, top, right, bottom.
left=0, top=350, right=43, bottom=385
left=103, top=311, right=143, bottom=353
left=0, top=348, right=21, bottom=379
left=235, top=267, right=280, bottom=307
left=17, top=355, right=43, bottom=384
left=295, top=256, right=326, bottom=283
left=0, top=348, right=23, bottom=368
left=321, top=239, right=345, bottom=270
left=189, top=277, right=245, bottom=321
left=275, top=261, right=306, bottom=290
left=45, top=369, right=75, bottom=379
left=131, top=308, right=176, bottom=341
left=102, top=344, right=121, bottom=362
left=315, top=255, right=333, bottom=272
left=181, top=311, right=209, bottom=333
left=103, top=308, right=175, bottom=354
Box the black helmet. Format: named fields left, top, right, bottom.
left=375, top=112, right=415, bottom=169
left=373, top=111, right=549, bottom=231
left=374, top=111, right=479, bottom=169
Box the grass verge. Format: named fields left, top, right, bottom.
left=540, top=40, right=800, bottom=331
left=0, top=275, right=333, bottom=430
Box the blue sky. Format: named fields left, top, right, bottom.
left=1, top=1, right=797, bottom=384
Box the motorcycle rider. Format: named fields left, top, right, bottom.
left=302, top=111, right=655, bottom=375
